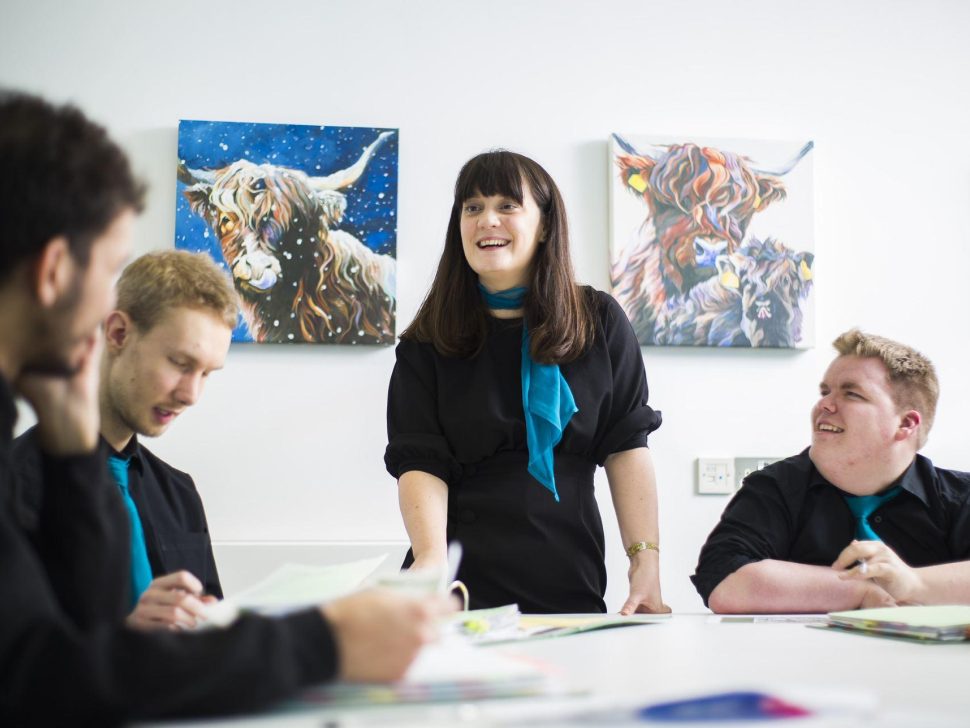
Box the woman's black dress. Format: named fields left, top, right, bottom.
left=385, top=288, right=661, bottom=613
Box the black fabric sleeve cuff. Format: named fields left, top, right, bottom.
left=690, top=553, right=761, bottom=608
left=385, top=433, right=461, bottom=485
left=392, top=460, right=455, bottom=486
left=608, top=432, right=649, bottom=456
left=594, top=405, right=662, bottom=466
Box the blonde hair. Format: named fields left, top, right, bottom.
left=116, top=250, right=239, bottom=332
left=833, top=329, right=939, bottom=448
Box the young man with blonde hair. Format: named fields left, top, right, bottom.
left=692, top=329, right=970, bottom=613
left=15, top=249, right=238, bottom=629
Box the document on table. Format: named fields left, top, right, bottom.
left=234, top=554, right=387, bottom=609
left=518, top=612, right=669, bottom=638
left=200, top=554, right=387, bottom=625
left=450, top=606, right=668, bottom=644
left=713, top=614, right=829, bottom=624
left=825, top=605, right=970, bottom=642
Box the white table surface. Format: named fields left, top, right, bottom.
left=147, top=613, right=970, bottom=727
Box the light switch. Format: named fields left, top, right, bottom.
left=734, top=457, right=783, bottom=490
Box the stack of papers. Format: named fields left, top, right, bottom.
left=826, top=605, right=970, bottom=642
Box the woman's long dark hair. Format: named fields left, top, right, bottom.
left=401, top=150, right=595, bottom=364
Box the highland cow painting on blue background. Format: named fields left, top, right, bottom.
left=175, top=120, right=398, bottom=345
left=609, top=134, right=815, bottom=349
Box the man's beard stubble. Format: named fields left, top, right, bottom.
left=21, top=272, right=86, bottom=378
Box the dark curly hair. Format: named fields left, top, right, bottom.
left=0, top=91, right=145, bottom=281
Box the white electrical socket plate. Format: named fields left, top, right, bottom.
left=696, top=458, right=736, bottom=495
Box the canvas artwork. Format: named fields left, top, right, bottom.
left=176, top=120, right=398, bottom=345
left=609, top=134, right=815, bottom=348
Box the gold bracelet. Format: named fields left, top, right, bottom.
left=626, top=541, right=659, bottom=558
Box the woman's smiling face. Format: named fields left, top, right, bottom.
left=459, top=180, right=543, bottom=292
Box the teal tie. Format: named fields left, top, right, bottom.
left=107, top=454, right=153, bottom=608
left=842, top=486, right=902, bottom=541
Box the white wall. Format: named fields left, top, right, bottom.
left=3, top=0, right=968, bottom=612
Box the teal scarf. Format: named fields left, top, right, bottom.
left=479, top=284, right=578, bottom=501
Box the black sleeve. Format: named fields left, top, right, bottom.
left=384, top=339, right=461, bottom=484
left=690, top=474, right=796, bottom=607
left=591, top=292, right=662, bottom=465
left=9, top=427, right=44, bottom=530
left=13, top=431, right=131, bottom=628
left=189, top=477, right=223, bottom=600
left=174, top=471, right=223, bottom=600
left=202, top=534, right=223, bottom=600
left=127, top=452, right=225, bottom=601
left=2, top=587, right=336, bottom=723
left=1, top=460, right=337, bottom=724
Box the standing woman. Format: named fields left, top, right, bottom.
left=385, top=151, right=668, bottom=614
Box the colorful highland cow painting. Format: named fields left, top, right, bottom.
left=609, top=134, right=815, bottom=348
left=176, top=120, right=397, bottom=344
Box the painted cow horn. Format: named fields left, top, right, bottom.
left=612, top=133, right=669, bottom=161
left=310, top=130, right=394, bottom=192
left=177, top=161, right=217, bottom=186
left=749, top=141, right=814, bottom=177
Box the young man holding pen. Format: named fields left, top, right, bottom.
left=14, top=250, right=237, bottom=629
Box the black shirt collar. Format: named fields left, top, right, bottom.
left=898, top=456, right=931, bottom=507
left=101, top=433, right=144, bottom=473
left=807, top=451, right=928, bottom=507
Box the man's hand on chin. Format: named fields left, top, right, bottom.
left=16, top=332, right=102, bottom=456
